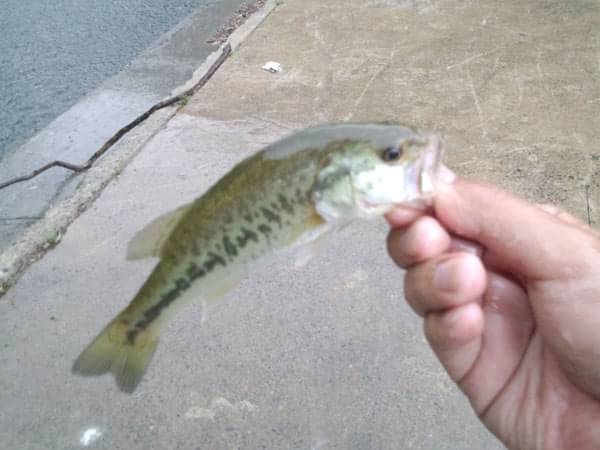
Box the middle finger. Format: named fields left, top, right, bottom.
left=387, top=216, right=451, bottom=269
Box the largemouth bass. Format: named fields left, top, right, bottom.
left=73, top=122, right=443, bottom=392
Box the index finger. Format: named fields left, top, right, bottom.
left=385, top=206, right=427, bottom=228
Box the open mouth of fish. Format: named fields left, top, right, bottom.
left=395, top=133, right=443, bottom=210
left=416, top=133, right=443, bottom=198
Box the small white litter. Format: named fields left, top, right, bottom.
left=262, top=61, right=282, bottom=73
left=80, top=427, right=102, bottom=446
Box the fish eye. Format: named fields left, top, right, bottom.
left=381, top=145, right=403, bottom=162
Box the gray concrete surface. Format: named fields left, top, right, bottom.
left=1, top=0, right=599, bottom=449
left=0, top=0, right=249, bottom=253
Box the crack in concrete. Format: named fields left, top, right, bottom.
left=466, top=66, right=488, bottom=139
left=446, top=46, right=506, bottom=70
left=0, top=216, right=42, bottom=222
left=345, top=51, right=395, bottom=121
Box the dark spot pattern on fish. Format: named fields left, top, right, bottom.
left=204, top=252, right=226, bottom=271
left=258, top=224, right=272, bottom=235
left=277, top=193, right=294, bottom=214
left=261, top=207, right=281, bottom=227
left=237, top=227, right=259, bottom=248
left=243, top=213, right=253, bottom=224
left=175, top=278, right=190, bottom=291
left=136, top=284, right=184, bottom=331
left=134, top=256, right=221, bottom=336
left=127, top=329, right=139, bottom=345
left=223, top=235, right=238, bottom=258
left=187, top=262, right=206, bottom=280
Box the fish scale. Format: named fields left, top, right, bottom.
left=72, top=123, right=442, bottom=393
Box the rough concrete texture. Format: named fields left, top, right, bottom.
left=1, top=0, right=599, bottom=449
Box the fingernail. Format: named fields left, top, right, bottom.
left=438, top=164, right=456, bottom=184
left=450, top=237, right=483, bottom=257
left=385, top=206, right=423, bottom=227
left=433, top=258, right=461, bottom=292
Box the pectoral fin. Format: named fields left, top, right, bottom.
left=127, top=203, right=192, bottom=260
left=284, top=210, right=334, bottom=267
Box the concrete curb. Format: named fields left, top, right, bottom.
left=0, top=0, right=278, bottom=296
left=172, top=0, right=278, bottom=98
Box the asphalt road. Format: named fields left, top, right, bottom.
left=0, top=0, right=219, bottom=160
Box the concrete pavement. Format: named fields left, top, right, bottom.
left=1, top=0, right=599, bottom=449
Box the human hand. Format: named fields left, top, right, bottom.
left=386, top=171, right=600, bottom=450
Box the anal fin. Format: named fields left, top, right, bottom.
left=284, top=211, right=333, bottom=267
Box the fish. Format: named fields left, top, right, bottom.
left=72, top=122, right=443, bottom=393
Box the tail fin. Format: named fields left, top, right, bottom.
left=72, top=316, right=159, bottom=393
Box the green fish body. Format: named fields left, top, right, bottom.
left=73, top=123, right=442, bottom=392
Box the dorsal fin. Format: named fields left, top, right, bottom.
left=126, top=203, right=192, bottom=260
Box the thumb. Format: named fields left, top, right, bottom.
left=433, top=178, right=597, bottom=281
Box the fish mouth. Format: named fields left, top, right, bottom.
left=403, top=133, right=443, bottom=208
left=356, top=197, right=390, bottom=215
left=419, top=134, right=443, bottom=193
